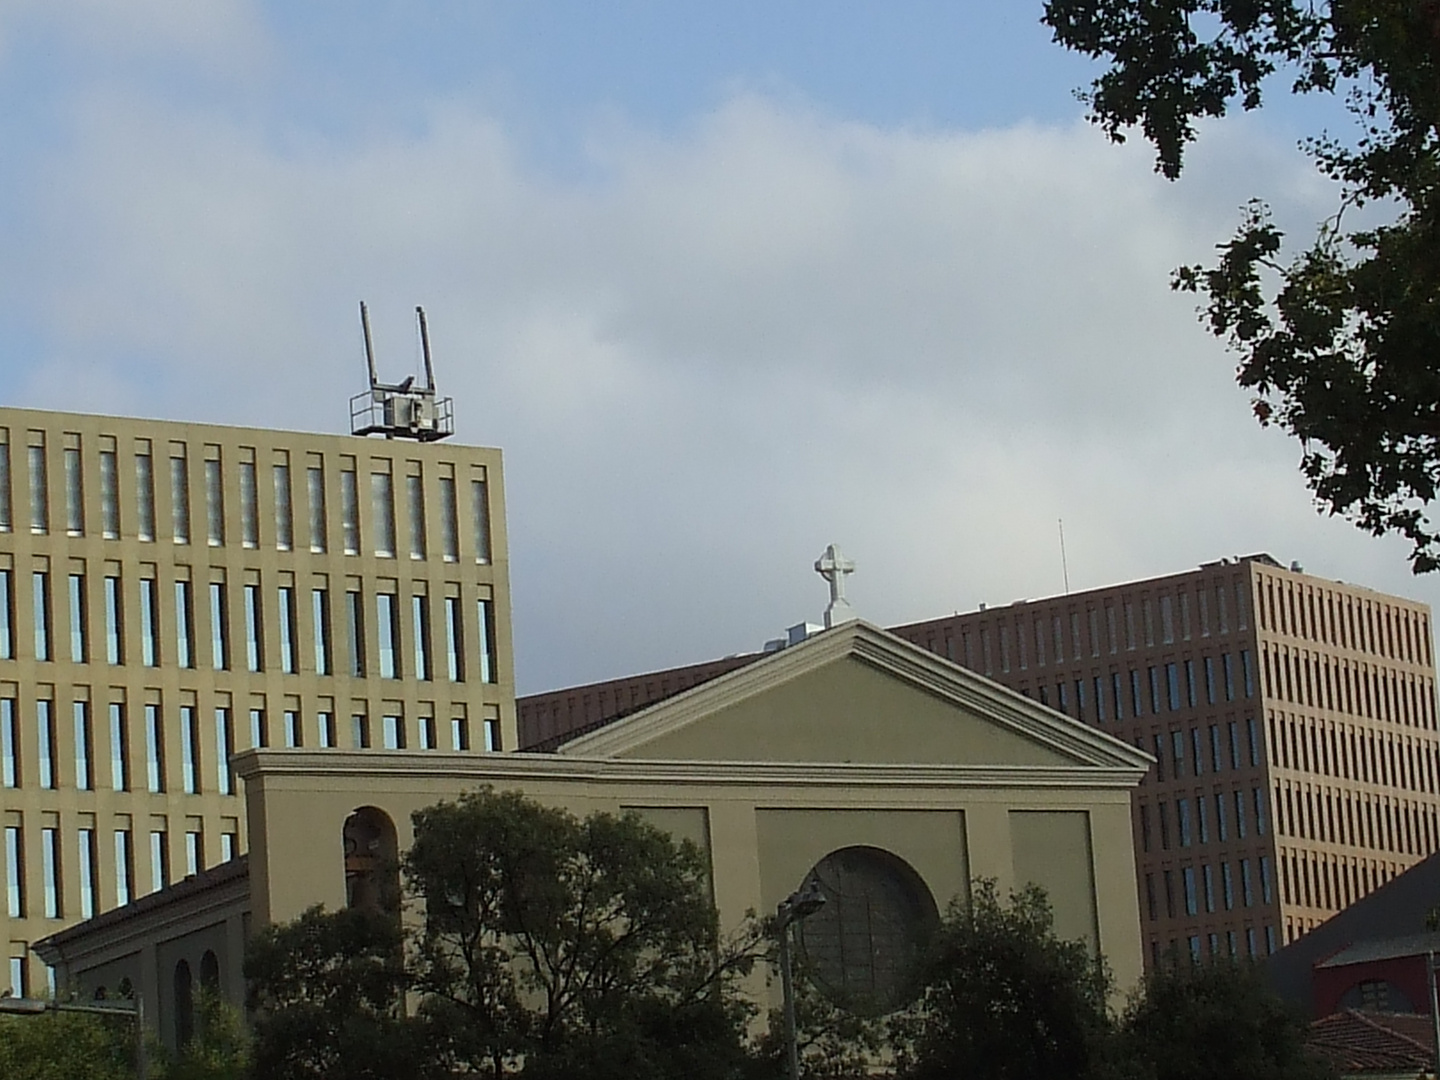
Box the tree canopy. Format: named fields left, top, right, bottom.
left=1044, top=1, right=1440, bottom=571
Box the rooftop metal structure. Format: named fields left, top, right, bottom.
left=350, top=302, right=455, bottom=441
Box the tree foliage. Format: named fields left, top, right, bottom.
left=244, top=905, right=425, bottom=1080
left=1120, top=959, right=1336, bottom=1080
left=404, top=788, right=761, bottom=1080
left=891, top=880, right=1117, bottom=1080
left=0, top=1011, right=136, bottom=1080
left=1044, top=0, right=1440, bottom=571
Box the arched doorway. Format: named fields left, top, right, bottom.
left=343, top=806, right=400, bottom=917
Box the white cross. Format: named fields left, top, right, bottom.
left=814, top=544, right=857, bottom=627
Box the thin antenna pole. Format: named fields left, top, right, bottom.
left=360, top=302, right=379, bottom=388
left=416, top=306, right=435, bottom=391
left=1058, top=518, right=1071, bottom=595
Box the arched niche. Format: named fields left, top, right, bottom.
left=343, top=806, right=400, bottom=917
left=199, top=950, right=220, bottom=992
left=174, top=959, right=195, bottom=1047
left=794, top=845, right=939, bottom=1016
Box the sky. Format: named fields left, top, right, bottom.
left=0, top=1, right=1427, bottom=694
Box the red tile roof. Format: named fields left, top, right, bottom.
left=1308, top=1010, right=1434, bottom=1075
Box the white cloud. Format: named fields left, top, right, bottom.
left=3, top=82, right=1431, bottom=692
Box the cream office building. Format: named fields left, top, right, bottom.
left=0, top=406, right=514, bottom=996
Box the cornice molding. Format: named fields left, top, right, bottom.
left=234, top=747, right=1147, bottom=791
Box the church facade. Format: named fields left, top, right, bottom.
left=37, top=618, right=1151, bottom=1045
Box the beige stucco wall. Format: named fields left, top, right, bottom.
left=236, top=750, right=1146, bottom=998
left=621, top=657, right=1073, bottom=766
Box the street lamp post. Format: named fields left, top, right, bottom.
left=777, top=877, right=827, bottom=1080
left=0, top=993, right=147, bottom=1079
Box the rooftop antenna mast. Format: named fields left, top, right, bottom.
left=350, top=302, right=455, bottom=441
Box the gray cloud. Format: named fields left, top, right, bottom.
left=4, top=81, right=1432, bottom=693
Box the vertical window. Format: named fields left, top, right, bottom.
left=1148, top=666, right=1162, bottom=714
left=65, top=446, right=83, bottom=536
left=1130, top=669, right=1142, bottom=717
left=1178, top=798, right=1191, bottom=846
left=181, top=706, right=200, bottom=794
left=244, top=584, right=263, bottom=672
left=1248, top=717, right=1262, bottom=765
left=340, top=468, right=360, bottom=554
left=347, top=590, right=365, bottom=677
left=307, top=466, right=326, bottom=553
left=114, top=829, right=133, bottom=906
left=1254, top=787, right=1268, bottom=834
left=36, top=699, right=55, bottom=789
left=1222, top=862, right=1234, bottom=909
left=140, top=578, right=160, bottom=666
left=205, top=457, right=224, bottom=546
left=377, top=593, right=400, bottom=679
left=135, top=450, right=154, bottom=541
left=1241, top=859, right=1254, bottom=906
left=412, top=596, right=430, bottom=680
left=1185, top=660, right=1197, bottom=707
left=419, top=715, right=436, bottom=750
left=1182, top=866, right=1197, bottom=916
left=382, top=714, right=404, bottom=750
left=1235, top=790, right=1248, bottom=838
left=1260, top=856, right=1273, bottom=904
left=1203, top=864, right=1216, bottom=913
left=284, top=710, right=301, bottom=748
left=249, top=709, right=267, bottom=750
left=41, top=828, right=60, bottom=917
left=472, top=475, right=492, bottom=563
left=1204, top=656, right=1216, bottom=704
left=1191, top=728, right=1203, bottom=776
left=173, top=581, right=194, bottom=668
left=105, top=576, right=123, bottom=664
left=78, top=828, right=96, bottom=918
left=185, top=830, right=203, bottom=877
left=278, top=587, right=297, bottom=674
left=239, top=460, right=258, bottom=547
left=149, top=830, right=168, bottom=894
left=1, top=699, right=16, bottom=787
left=312, top=589, right=331, bottom=675
left=352, top=713, right=370, bottom=749
left=1198, top=794, right=1209, bottom=841
left=407, top=472, right=426, bottom=559
left=1210, top=725, right=1222, bottom=773
left=109, top=703, right=128, bottom=791
left=5, top=825, right=24, bottom=916
left=372, top=471, right=395, bottom=557
left=145, top=704, right=164, bottom=793
left=273, top=462, right=293, bottom=551
left=0, top=569, right=12, bottom=659
left=478, top=598, right=498, bottom=684
left=445, top=596, right=463, bottom=681
left=209, top=582, right=227, bottom=670
left=439, top=476, right=458, bottom=561
left=451, top=716, right=470, bottom=751
left=69, top=573, right=87, bottom=663
left=32, top=571, right=50, bottom=661
left=215, top=709, right=234, bottom=795
left=318, top=711, right=335, bottom=748
left=1229, top=720, right=1241, bottom=770
left=0, top=440, right=10, bottom=532
left=1166, top=663, right=1181, bottom=711
left=1216, top=793, right=1228, bottom=841
left=100, top=449, right=119, bottom=538
left=219, top=832, right=237, bottom=862
left=170, top=454, right=190, bottom=544
left=29, top=441, right=48, bottom=534
left=1241, top=649, right=1255, bottom=697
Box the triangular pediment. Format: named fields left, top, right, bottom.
left=558, top=622, right=1153, bottom=770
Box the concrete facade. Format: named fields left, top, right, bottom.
left=0, top=406, right=515, bottom=996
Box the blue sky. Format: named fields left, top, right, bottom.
left=0, top=2, right=1418, bottom=693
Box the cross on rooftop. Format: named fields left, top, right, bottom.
left=815, top=544, right=857, bottom=628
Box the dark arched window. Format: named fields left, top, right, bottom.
left=199, top=950, right=220, bottom=992
left=174, top=960, right=194, bottom=1047
left=794, top=846, right=938, bottom=1015
left=343, top=806, right=400, bottom=917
